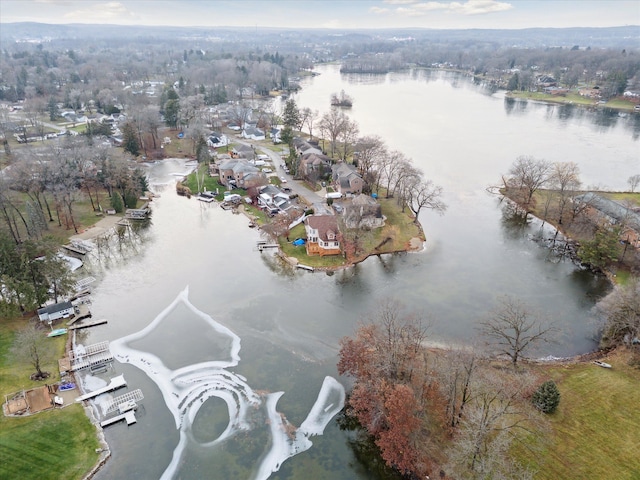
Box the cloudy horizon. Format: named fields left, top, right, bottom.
left=0, top=0, right=638, bottom=30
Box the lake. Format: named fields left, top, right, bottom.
left=89, top=65, right=638, bottom=479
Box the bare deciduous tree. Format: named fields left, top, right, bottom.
left=10, top=321, right=57, bottom=380
left=407, top=177, right=447, bottom=224
left=549, top=161, right=581, bottom=224
left=628, top=174, right=640, bottom=193
left=480, top=296, right=556, bottom=368
left=507, top=155, right=551, bottom=207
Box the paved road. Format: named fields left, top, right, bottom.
left=230, top=137, right=332, bottom=214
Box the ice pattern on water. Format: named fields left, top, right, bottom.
left=110, top=287, right=345, bottom=480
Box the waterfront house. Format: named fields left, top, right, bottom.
left=344, top=194, right=384, bottom=229
left=37, top=301, right=75, bottom=323
left=304, top=215, right=341, bottom=256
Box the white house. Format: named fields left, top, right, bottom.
left=37, top=301, right=75, bottom=323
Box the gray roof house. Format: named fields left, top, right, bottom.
left=332, top=162, right=364, bottom=195
left=37, top=301, right=75, bottom=323
left=576, top=193, right=640, bottom=232
left=344, top=194, right=384, bottom=229
left=241, top=126, right=266, bottom=141
left=231, top=144, right=256, bottom=161
left=218, top=158, right=265, bottom=189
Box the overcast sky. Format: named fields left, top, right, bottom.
left=1, top=0, right=638, bottom=29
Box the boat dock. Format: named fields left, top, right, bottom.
left=98, top=389, right=144, bottom=427
left=104, top=389, right=144, bottom=415
left=258, top=244, right=279, bottom=251
left=100, top=410, right=137, bottom=427
left=68, top=318, right=108, bottom=330
left=70, top=341, right=114, bottom=371
left=297, top=264, right=315, bottom=271
left=75, top=374, right=127, bottom=402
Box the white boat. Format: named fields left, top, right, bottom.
left=593, top=360, right=612, bottom=369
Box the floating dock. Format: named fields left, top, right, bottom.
left=75, top=374, right=127, bottom=402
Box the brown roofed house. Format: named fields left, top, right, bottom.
left=304, top=215, right=341, bottom=256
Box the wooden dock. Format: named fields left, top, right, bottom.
left=62, top=244, right=88, bottom=255
left=67, top=304, right=92, bottom=325
left=68, top=318, right=108, bottom=330
left=100, top=410, right=137, bottom=427
left=258, top=244, right=279, bottom=251
left=75, top=374, right=127, bottom=402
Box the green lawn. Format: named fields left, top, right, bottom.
left=0, top=317, right=99, bottom=480
left=514, top=349, right=640, bottom=479
left=0, top=405, right=99, bottom=480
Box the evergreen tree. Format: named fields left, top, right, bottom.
left=124, top=190, right=138, bottom=209
left=111, top=191, right=124, bottom=213
left=122, top=122, right=140, bottom=156
left=47, top=96, right=59, bottom=121
left=578, top=225, right=621, bottom=272
left=195, top=135, right=210, bottom=164
left=283, top=98, right=300, bottom=130
left=532, top=380, right=561, bottom=413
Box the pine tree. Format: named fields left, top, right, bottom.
left=122, top=122, right=140, bottom=156
left=111, top=191, right=124, bottom=213
left=532, top=380, right=561, bottom=413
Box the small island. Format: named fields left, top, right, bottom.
left=330, top=89, right=353, bottom=108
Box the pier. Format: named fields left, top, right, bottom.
left=75, top=374, right=127, bottom=402
left=99, top=389, right=144, bottom=427
left=68, top=318, right=108, bottom=330
left=100, top=410, right=137, bottom=427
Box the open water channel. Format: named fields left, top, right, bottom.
left=85, top=65, right=638, bottom=479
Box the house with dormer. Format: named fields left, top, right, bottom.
left=304, top=215, right=341, bottom=256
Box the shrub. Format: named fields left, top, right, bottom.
left=532, top=380, right=561, bottom=413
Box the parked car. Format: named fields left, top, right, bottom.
left=280, top=177, right=287, bottom=183
left=263, top=168, right=273, bottom=174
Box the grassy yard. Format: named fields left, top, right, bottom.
left=0, top=317, right=100, bottom=480
left=276, top=196, right=423, bottom=269
left=507, top=91, right=638, bottom=111
left=514, top=349, right=640, bottom=479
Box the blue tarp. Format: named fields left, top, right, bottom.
left=292, top=238, right=306, bottom=246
